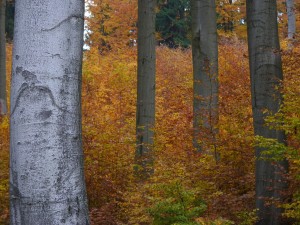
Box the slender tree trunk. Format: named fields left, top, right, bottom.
left=10, top=1, right=90, bottom=224
left=0, top=0, right=6, bottom=115
left=286, top=0, right=296, bottom=49
left=191, top=0, right=219, bottom=160
left=246, top=0, right=288, bottom=224
left=136, top=0, right=156, bottom=180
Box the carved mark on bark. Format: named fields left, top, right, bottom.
left=41, top=15, right=83, bottom=32
left=22, top=70, right=39, bottom=85
left=11, top=68, right=75, bottom=116
left=45, top=52, right=63, bottom=60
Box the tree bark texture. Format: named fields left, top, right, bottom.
left=286, top=0, right=296, bottom=39
left=191, top=0, right=219, bottom=158
left=10, top=1, right=90, bottom=224
left=135, top=0, right=156, bottom=179
left=0, top=0, right=6, bottom=115
left=246, top=0, right=288, bottom=224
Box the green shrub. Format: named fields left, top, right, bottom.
left=148, top=182, right=207, bottom=225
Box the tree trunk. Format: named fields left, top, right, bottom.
left=286, top=0, right=296, bottom=49
left=246, top=0, right=288, bottom=224
left=191, top=0, right=219, bottom=159
left=136, top=0, right=156, bottom=180
left=10, top=1, right=90, bottom=224
left=0, top=0, right=6, bottom=115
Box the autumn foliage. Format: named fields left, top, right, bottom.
left=80, top=37, right=256, bottom=224
left=1, top=1, right=300, bottom=224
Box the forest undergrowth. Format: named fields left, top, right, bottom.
left=0, top=37, right=300, bottom=224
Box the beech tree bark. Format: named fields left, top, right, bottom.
left=135, top=0, right=156, bottom=179
left=191, top=0, right=219, bottom=158
left=286, top=0, right=296, bottom=47
left=0, top=0, right=6, bottom=115
left=10, top=1, right=90, bottom=224
left=246, top=0, right=288, bottom=224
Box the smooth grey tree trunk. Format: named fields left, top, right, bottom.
left=246, top=0, right=288, bottom=224
left=136, top=0, right=156, bottom=180
left=0, top=0, right=6, bottom=115
left=287, top=0, right=296, bottom=49
left=10, top=1, right=90, bottom=224
left=191, top=0, right=219, bottom=159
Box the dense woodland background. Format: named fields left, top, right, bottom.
left=0, top=0, right=300, bottom=224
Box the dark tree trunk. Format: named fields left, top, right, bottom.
left=191, top=0, right=219, bottom=160
left=287, top=0, right=296, bottom=40
left=0, top=0, right=6, bottom=115
left=246, top=0, right=288, bottom=224
left=136, top=0, right=156, bottom=180
left=286, top=0, right=296, bottom=50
